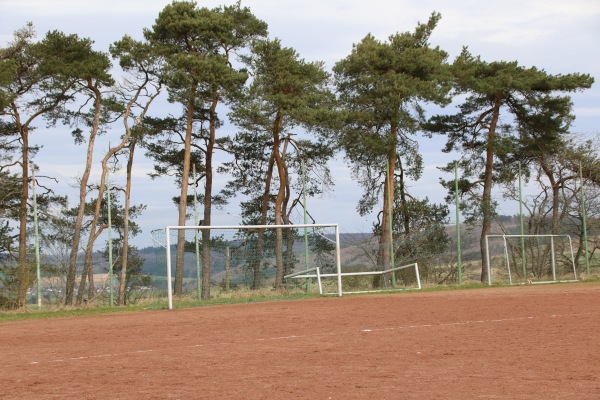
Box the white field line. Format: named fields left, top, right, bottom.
left=27, top=312, right=593, bottom=365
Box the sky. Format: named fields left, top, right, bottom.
left=1, top=0, right=599, bottom=244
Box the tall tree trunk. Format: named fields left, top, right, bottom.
left=77, top=176, right=110, bottom=306
left=272, top=112, right=286, bottom=289
left=87, top=259, right=94, bottom=301
left=76, top=75, right=151, bottom=305
left=117, top=73, right=159, bottom=305
left=119, top=140, right=136, bottom=305
left=281, top=149, right=294, bottom=278
left=539, top=160, right=560, bottom=234
left=539, top=159, right=569, bottom=276
left=282, top=207, right=295, bottom=279
left=397, top=160, right=410, bottom=236
left=76, top=83, right=109, bottom=306
left=377, top=127, right=397, bottom=287
left=65, top=161, right=89, bottom=304
left=200, top=94, right=218, bottom=300
left=480, top=96, right=501, bottom=283
left=66, top=79, right=102, bottom=305
left=17, top=121, right=29, bottom=308
left=175, top=96, right=195, bottom=296
left=252, top=153, right=276, bottom=289
left=77, top=230, right=99, bottom=305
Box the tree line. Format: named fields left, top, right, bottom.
left=0, top=1, right=595, bottom=308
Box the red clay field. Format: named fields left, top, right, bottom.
left=1, top=282, right=599, bottom=399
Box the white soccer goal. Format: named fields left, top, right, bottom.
left=164, top=224, right=343, bottom=309
left=284, top=230, right=422, bottom=294
left=485, top=234, right=578, bottom=285
left=285, top=262, right=421, bottom=295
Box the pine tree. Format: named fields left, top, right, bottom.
left=333, top=13, right=450, bottom=283
left=425, top=48, right=594, bottom=282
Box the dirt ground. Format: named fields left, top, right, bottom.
left=1, top=282, right=599, bottom=399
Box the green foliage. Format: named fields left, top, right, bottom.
left=0, top=23, right=37, bottom=109
left=143, top=1, right=269, bottom=297
left=370, top=194, right=450, bottom=275
left=36, top=30, right=113, bottom=86
left=0, top=257, right=36, bottom=309
left=0, top=59, right=17, bottom=110
left=101, top=243, right=150, bottom=305
left=0, top=6, right=597, bottom=306
left=430, top=48, right=594, bottom=217
left=225, top=37, right=335, bottom=223
left=424, top=47, right=594, bottom=281
left=109, top=35, right=162, bottom=78
left=308, top=231, right=336, bottom=273
left=333, top=12, right=451, bottom=217
left=145, top=1, right=267, bottom=104
left=237, top=38, right=333, bottom=124
left=142, top=0, right=269, bottom=194
left=142, top=115, right=207, bottom=184
left=1, top=22, right=116, bottom=306
left=1, top=24, right=114, bottom=129
left=0, top=170, right=20, bottom=217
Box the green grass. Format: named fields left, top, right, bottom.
left=0, top=288, right=321, bottom=323
left=2, top=278, right=598, bottom=324
left=0, top=301, right=168, bottom=323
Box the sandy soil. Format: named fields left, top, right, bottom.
left=1, top=282, right=599, bottom=399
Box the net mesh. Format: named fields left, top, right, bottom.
left=487, top=235, right=577, bottom=284
left=155, top=225, right=340, bottom=297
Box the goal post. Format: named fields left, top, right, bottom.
left=164, top=224, right=343, bottom=309
left=485, top=234, right=578, bottom=285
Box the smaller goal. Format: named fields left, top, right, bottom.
left=485, top=234, right=578, bottom=285
left=285, top=262, right=421, bottom=295
left=164, top=224, right=343, bottom=309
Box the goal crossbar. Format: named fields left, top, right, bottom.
left=165, top=224, right=343, bottom=309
